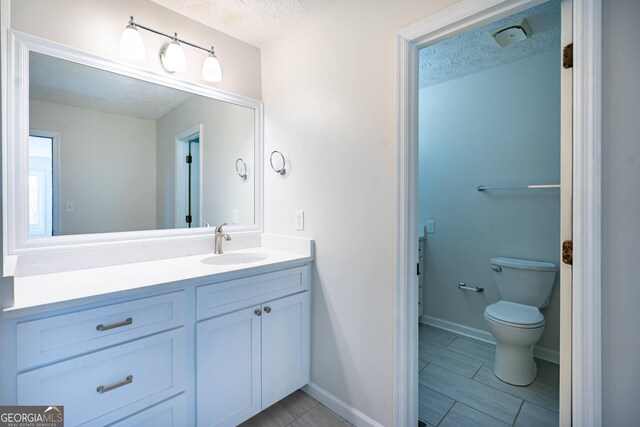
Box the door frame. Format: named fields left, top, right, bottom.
left=394, top=0, right=602, bottom=425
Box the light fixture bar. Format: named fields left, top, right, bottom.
left=128, top=16, right=215, bottom=54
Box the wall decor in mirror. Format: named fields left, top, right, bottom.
left=6, top=32, right=263, bottom=253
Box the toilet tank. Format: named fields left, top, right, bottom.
left=491, top=257, right=557, bottom=308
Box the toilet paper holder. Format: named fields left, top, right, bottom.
left=458, top=282, right=484, bottom=293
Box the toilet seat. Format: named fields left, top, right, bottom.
left=485, top=301, right=544, bottom=329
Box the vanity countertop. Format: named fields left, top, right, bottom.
left=5, top=238, right=313, bottom=315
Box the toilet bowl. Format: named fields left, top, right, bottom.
left=485, top=257, right=557, bottom=386
left=484, top=301, right=545, bottom=385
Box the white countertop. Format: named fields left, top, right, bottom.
left=6, top=239, right=313, bottom=314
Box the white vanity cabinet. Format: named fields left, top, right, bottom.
left=196, top=266, right=310, bottom=426
left=2, top=262, right=311, bottom=427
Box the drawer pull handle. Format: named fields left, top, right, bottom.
left=264, top=306, right=272, bottom=313
left=96, top=375, right=133, bottom=394
left=96, top=317, right=133, bottom=332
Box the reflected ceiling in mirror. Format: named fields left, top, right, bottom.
left=28, top=51, right=256, bottom=238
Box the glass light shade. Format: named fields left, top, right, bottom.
left=119, top=25, right=146, bottom=60
left=162, top=41, right=187, bottom=73
left=202, top=54, right=223, bottom=82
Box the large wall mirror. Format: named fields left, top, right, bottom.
left=5, top=32, right=263, bottom=253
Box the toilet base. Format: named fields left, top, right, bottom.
left=493, top=342, right=537, bottom=386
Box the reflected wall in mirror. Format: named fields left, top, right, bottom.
left=28, top=51, right=255, bottom=238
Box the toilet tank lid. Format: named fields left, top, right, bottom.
left=491, top=257, right=557, bottom=271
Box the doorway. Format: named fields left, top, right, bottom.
left=395, top=0, right=602, bottom=425
left=417, top=2, right=562, bottom=425
left=175, top=125, right=202, bottom=228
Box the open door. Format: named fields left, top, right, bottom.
left=559, top=0, right=573, bottom=424
left=175, top=125, right=202, bottom=228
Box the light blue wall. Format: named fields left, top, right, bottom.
left=419, top=50, right=561, bottom=351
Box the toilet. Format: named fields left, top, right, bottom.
left=484, top=257, right=557, bottom=386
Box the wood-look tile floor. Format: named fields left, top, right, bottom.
left=418, top=324, right=560, bottom=427
left=240, top=390, right=353, bottom=427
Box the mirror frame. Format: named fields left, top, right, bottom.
left=3, top=30, right=264, bottom=255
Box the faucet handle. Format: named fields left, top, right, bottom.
left=215, top=223, right=227, bottom=233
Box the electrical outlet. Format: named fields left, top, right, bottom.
left=295, top=210, right=304, bottom=231
left=426, top=220, right=435, bottom=234
left=65, top=201, right=75, bottom=213
left=232, top=209, right=238, bottom=225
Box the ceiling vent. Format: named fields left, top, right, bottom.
left=492, top=19, right=533, bottom=47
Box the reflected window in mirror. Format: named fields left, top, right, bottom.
left=28, top=133, right=57, bottom=238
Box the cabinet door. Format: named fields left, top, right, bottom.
left=196, top=306, right=261, bottom=427
left=261, top=292, right=310, bottom=408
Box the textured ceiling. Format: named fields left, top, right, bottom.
left=30, top=52, right=193, bottom=120
left=149, top=0, right=336, bottom=47
left=419, top=0, right=560, bottom=88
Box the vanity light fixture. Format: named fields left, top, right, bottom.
left=119, top=16, right=223, bottom=82
left=119, top=19, right=146, bottom=60
left=159, top=35, right=187, bottom=73
left=202, top=48, right=223, bottom=83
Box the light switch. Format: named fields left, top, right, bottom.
left=65, top=201, right=75, bottom=213
left=231, top=209, right=238, bottom=225
left=426, top=220, right=435, bottom=234
left=295, top=210, right=304, bottom=231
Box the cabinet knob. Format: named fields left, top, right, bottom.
left=264, top=306, right=272, bottom=313
left=254, top=308, right=262, bottom=316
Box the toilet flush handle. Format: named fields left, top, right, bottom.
left=491, top=265, right=502, bottom=272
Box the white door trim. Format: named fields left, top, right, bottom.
left=394, top=0, right=602, bottom=426
left=570, top=1, right=602, bottom=425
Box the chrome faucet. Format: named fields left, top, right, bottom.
left=214, top=223, right=231, bottom=254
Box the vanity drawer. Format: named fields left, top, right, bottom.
left=103, top=394, right=187, bottom=427
left=17, top=328, right=187, bottom=427
left=197, top=266, right=309, bottom=320
left=17, top=291, right=185, bottom=370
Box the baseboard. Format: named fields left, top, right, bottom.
left=421, top=315, right=495, bottom=344
left=420, top=315, right=560, bottom=364
left=302, top=383, right=384, bottom=427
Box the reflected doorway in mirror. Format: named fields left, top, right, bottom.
left=175, top=125, right=202, bottom=229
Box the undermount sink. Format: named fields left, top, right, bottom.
left=201, top=252, right=269, bottom=266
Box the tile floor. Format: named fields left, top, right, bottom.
left=418, top=324, right=560, bottom=427
left=240, top=325, right=559, bottom=427
left=240, top=390, right=353, bottom=427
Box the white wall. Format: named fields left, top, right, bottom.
left=419, top=51, right=561, bottom=351
left=30, top=99, right=157, bottom=235
left=601, top=0, right=640, bottom=424
left=156, top=96, right=255, bottom=228
left=9, top=0, right=262, bottom=100
left=261, top=0, right=457, bottom=424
